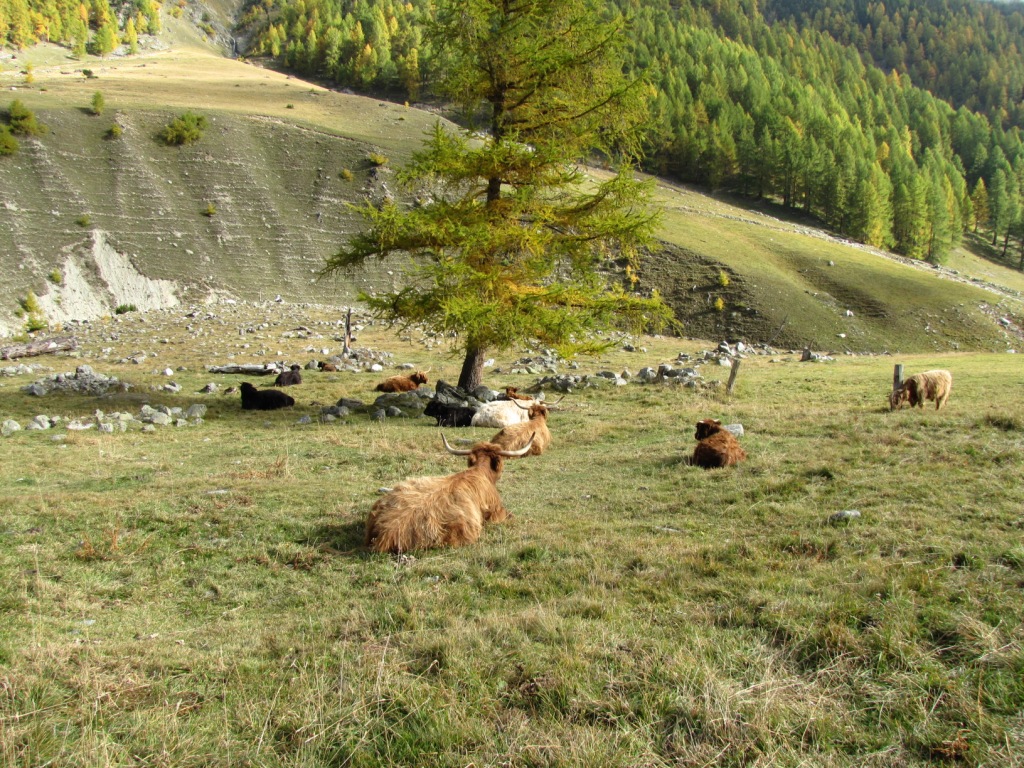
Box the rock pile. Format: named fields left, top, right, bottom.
left=2, top=403, right=208, bottom=437
left=22, top=365, right=130, bottom=396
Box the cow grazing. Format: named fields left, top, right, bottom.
left=375, top=370, right=429, bottom=393
left=365, top=434, right=534, bottom=553
left=889, top=369, right=952, bottom=411
left=691, top=418, right=747, bottom=468
left=489, top=398, right=560, bottom=456
left=471, top=398, right=536, bottom=428
left=274, top=364, right=303, bottom=387
left=240, top=382, right=295, bottom=411
left=424, top=399, right=477, bottom=427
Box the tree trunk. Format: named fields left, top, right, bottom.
left=0, top=335, right=77, bottom=360
left=457, top=345, right=488, bottom=392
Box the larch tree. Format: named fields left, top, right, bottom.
left=323, top=0, right=673, bottom=391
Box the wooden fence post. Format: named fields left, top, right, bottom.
left=343, top=307, right=353, bottom=357
left=893, top=364, right=904, bottom=392
left=727, top=358, right=741, bottom=395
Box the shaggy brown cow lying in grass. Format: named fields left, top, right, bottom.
left=366, top=435, right=534, bottom=553
left=691, top=418, right=747, bottom=468
left=489, top=398, right=560, bottom=456
left=240, top=382, right=295, bottom=410
left=890, top=369, right=953, bottom=411
left=375, top=371, right=428, bottom=392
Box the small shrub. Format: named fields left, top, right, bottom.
left=48, top=269, right=63, bottom=285
left=6, top=99, right=48, bottom=137
left=76, top=214, right=91, bottom=227
left=105, top=123, right=123, bottom=140
left=340, top=168, right=354, bottom=181
left=714, top=296, right=725, bottom=312
left=202, top=202, right=217, bottom=217
left=115, top=303, right=137, bottom=315
left=159, top=111, right=208, bottom=146
left=199, top=22, right=216, bottom=37
left=90, top=91, right=105, bottom=116
left=25, top=315, right=47, bottom=332
left=24, top=64, right=34, bottom=85
left=286, top=103, right=295, bottom=109
left=0, top=125, right=18, bottom=156
left=169, top=4, right=183, bottom=17
left=718, top=270, right=730, bottom=287
left=367, top=152, right=389, bottom=167
left=82, top=69, right=96, bottom=79
left=19, top=292, right=47, bottom=331
left=19, top=292, right=43, bottom=315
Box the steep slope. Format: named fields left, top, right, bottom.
left=0, top=44, right=1021, bottom=352
left=0, top=47, right=440, bottom=334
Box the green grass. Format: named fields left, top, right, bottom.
left=1, top=306, right=1022, bottom=766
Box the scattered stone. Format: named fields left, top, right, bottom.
left=723, top=423, right=744, bottom=437
left=828, top=509, right=861, bottom=524
left=185, top=404, right=207, bottom=420
left=2, top=419, right=21, bottom=436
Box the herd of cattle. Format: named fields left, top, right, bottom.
left=233, top=365, right=953, bottom=554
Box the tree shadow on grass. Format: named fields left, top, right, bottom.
left=961, top=231, right=1024, bottom=272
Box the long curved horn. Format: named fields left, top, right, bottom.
left=514, top=398, right=531, bottom=409
left=497, top=433, right=535, bottom=457
left=441, top=432, right=473, bottom=455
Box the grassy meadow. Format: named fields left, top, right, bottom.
left=1, top=305, right=1023, bottom=767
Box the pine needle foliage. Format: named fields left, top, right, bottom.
left=324, top=0, right=673, bottom=390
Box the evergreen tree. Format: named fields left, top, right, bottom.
left=0, top=125, right=19, bottom=156
left=6, top=99, right=47, bottom=136
left=124, top=16, right=138, bottom=54
left=92, top=17, right=117, bottom=56
left=324, top=0, right=672, bottom=391
left=89, top=90, right=104, bottom=115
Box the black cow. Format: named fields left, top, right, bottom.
left=274, top=364, right=303, bottom=387
left=240, top=382, right=295, bottom=410
left=424, top=399, right=476, bottom=427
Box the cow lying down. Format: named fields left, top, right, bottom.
left=366, top=434, right=534, bottom=553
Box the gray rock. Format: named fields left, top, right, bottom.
left=27, top=415, right=52, bottom=430
left=723, top=423, right=744, bottom=437
left=828, top=510, right=861, bottom=524
left=374, top=392, right=427, bottom=413
left=185, top=404, right=208, bottom=420
left=200, top=382, right=219, bottom=393
left=371, top=408, right=387, bottom=421
left=149, top=412, right=173, bottom=427
left=385, top=406, right=406, bottom=417
left=2, top=419, right=21, bottom=437
left=99, top=423, right=115, bottom=434
left=297, top=415, right=312, bottom=424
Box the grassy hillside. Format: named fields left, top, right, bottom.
left=1, top=40, right=1023, bottom=353
left=0, top=44, right=441, bottom=334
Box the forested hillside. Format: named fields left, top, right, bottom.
left=0, top=0, right=160, bottom=54
left=224, top=0, right=1024, bottom=269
